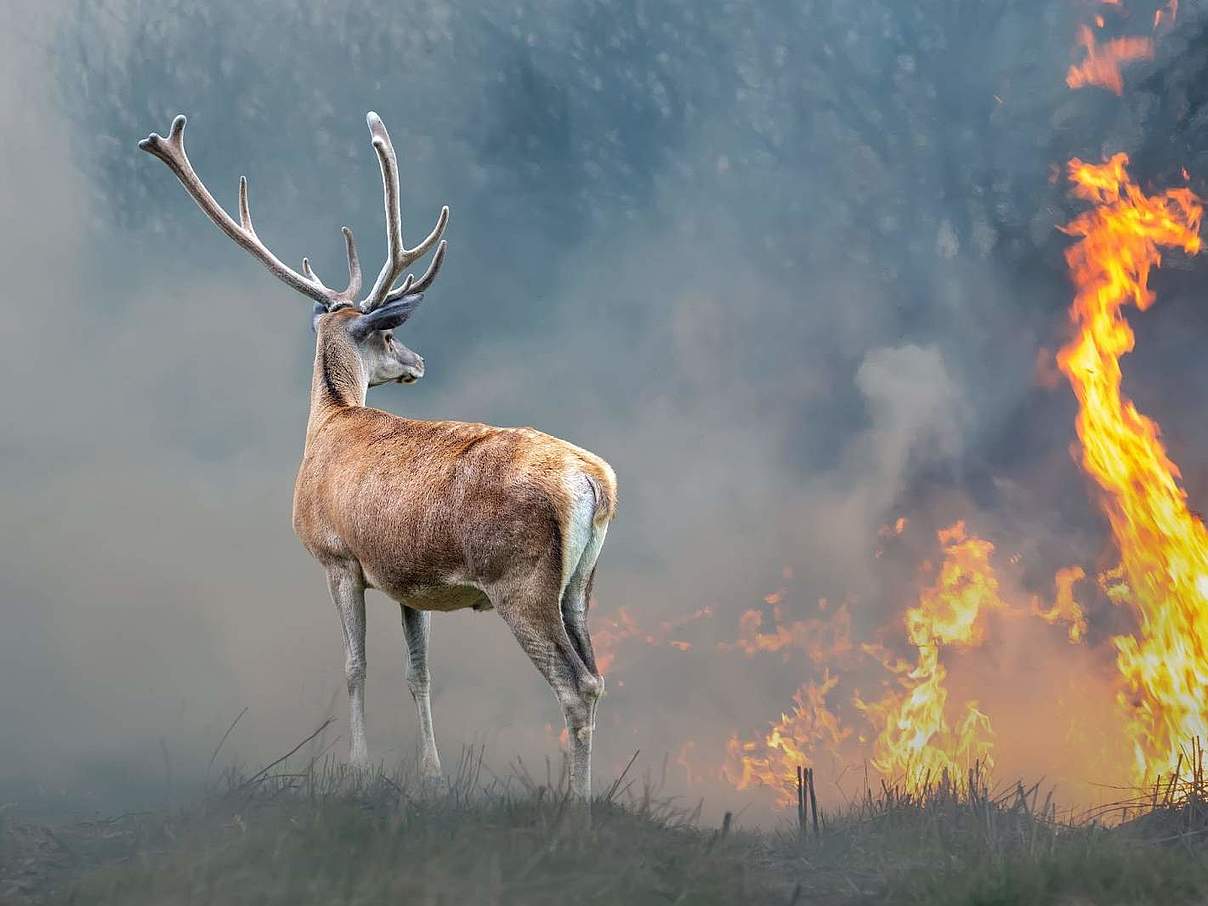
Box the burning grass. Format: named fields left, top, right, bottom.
left=773, top=760, right=1208, bottom=904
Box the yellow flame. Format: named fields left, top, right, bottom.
left=1032, top=565, right=1089, bottom=643
left=856, top=522, right=1002, bottom=792
left=723, top=671, right=850, bottom=806
left=1057, top=152, right=1205, bottom=781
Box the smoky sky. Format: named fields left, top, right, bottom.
left=4, top=0, right=1208, bottom=820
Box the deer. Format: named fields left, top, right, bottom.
left=138, top=112, right=617, bottom=800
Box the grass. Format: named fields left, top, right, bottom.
left=773, top=762, right=1208, bottom=904
left=8, top=744, right=1208, bottom=905
left=7, top=745, right=786, bottom=906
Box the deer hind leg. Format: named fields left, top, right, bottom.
left=326, top=564, right=369, bottom=767
left=400, top=604, right=442, bottom=780
left=496, top=571, right=602, bottom=801
left=560, top=476, right=610, bottom=716
left=561, top=518, right=609, bottom=732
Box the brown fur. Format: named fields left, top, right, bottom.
left=293, top=311, right=617, bottom=612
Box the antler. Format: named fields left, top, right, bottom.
left=138, top=115, right=362, bottom=308
left=138, top=113, right=448, bottom=313
left=361, top=112, right=449, bottom=312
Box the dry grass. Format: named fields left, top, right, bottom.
left=5, top=742, right=784, bottom=906
left=10, top=743, right=1208, bottom=905
left=772, top=758, right=1208, bottom=904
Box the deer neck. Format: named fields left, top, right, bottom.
left=307, top=332, right=368, bottom=434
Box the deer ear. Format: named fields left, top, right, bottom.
left=311, top=302, right=328, bottom=334
left=349, top=294, right=424, bottom=341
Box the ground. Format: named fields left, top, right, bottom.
left=5, top=755, right=1208, bottom=905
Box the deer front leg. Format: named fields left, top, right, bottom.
left=400, top=604, right=442, bottom=780
left=326, top=565, right=369, bottom=767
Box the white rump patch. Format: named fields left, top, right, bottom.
left=561, top=473, right=597, bottom=594
left=561, top=473, right=608, bottom=608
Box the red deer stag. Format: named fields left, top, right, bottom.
left=139, top=113, right=616, bottom=799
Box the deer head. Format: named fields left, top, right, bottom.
left=138, top=112, right=448, bottom=389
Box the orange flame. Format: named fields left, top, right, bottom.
left=1057, top=152, right=1204, bottom=781
left=1154, top=0, right=1178, bottom=29
left=1066, top=25, right=1153, bottom=95
left=545, top=722, right=571, bottom=752
left=1031, top=565, right=1090, bottom=643
left=856, top=522, right=1004, bottom=793
left=592, top=606, right=711, bottom=674
left=723, top=671, right=850, bottom=806
left=721, top=524, right=1099, bottom=806
left=721, top=597, right=853, bottom=661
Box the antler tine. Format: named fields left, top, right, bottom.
left=301, top=228, right=360, bottom=301
left=138, top=114, right=361, bottom=308
left=385, top=239, right=447, bottom=302
left=361, top=112, right=450, bottom=311
left=340, top=226, right=362, bottom=300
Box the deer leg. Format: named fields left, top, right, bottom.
left=561, top=567, right=604, bottom=735
left=400, top=604, right=442, bottom=780
left=496, top=581, right=602, bottom=801
left=326, top=565, right=369, bottom=767
left=561, top=519, right=609, bottom=737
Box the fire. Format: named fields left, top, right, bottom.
left=545, top=722, right=571, bottom=752
left=722, top=520, right=1099, bottom=806
left=592, top=608, right=645, bottom=674
left=879, top=516, right=908, bottom=538
left=875, top=516, right=909, bottom=558
left=1057, top=152, right=1205, bottom=781
left=856, top=522, right=1004, bottom=792
left=1155, top=0, right=1178, bottom=29
left=1066, top=25, right=1153, bottom=95
left=721, top=596, right=853, bottom=661
left=592, top=605, right=711, bottom=674
left=1032, top=565, right=1089, bottom=643
left=717, top=0, right=1199, bottom=813
left=724, top=671, right=850, bottom=806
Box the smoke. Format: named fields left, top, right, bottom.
left=2, top=0, right=1207, bottom=820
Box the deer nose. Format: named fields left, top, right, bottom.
left=399, top=356, right=424, bottom=384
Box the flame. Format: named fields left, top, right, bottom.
left=1057, top=152, right=1205, bottom=781
left=1032, top=565, right=1090, bottom=643
left=592, top=606, right=711, bottom=674
left=592, top=608, right=646, bottom=674
left=1066, top=25, right=1153, bottom=95
left=718, top=1, right=1194, bottom=811
left=721, top=597, right=853, bottom=661
left=856, top=522, right=1004, bottom=793
left=1154, top=0, right=1178, bottom=29
left=545, top=722, right=571, bottom=752
left=723, top=671, right=850, bottom=806
left=879, top=516, right=908, bottom=538
left=720, top=523, right=1101, bottom=807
